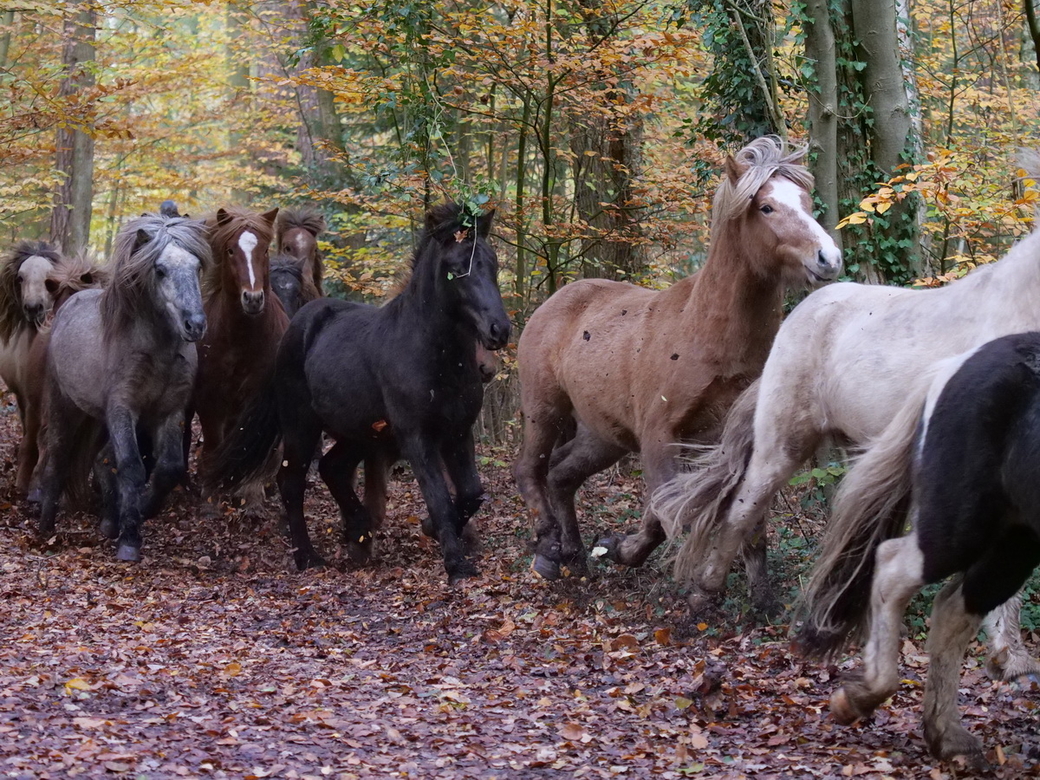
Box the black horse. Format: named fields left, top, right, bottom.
left=798, top=331, right=1040, bottom=767
left=270, top=253, right=306, bottom=319
left=210, top=202, right=510, bottom=581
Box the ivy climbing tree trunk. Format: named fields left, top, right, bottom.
left=50, top=2, right=96, bottom=257
left=804, top=0, right=842, bottom=251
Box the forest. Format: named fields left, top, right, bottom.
left=2, top=1, right=1040, bottom=778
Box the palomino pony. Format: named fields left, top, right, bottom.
left=0, top=241, right=62, bottom=480
left=194, top=206, right=287, bottom=500
left=514, top=136, right=841, bottom=581
left=37, top=213, right=209, bottom=561
left=209, top=202, right=510, bottom=581
left=797, top=332, right=1040, bottom=767
left=275, top=207, right=325, bottom=302
left=652, top=212, right=1040, bottom=681
left=18, top=252, right=109, bottom=496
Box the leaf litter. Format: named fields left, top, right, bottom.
left=0, top=413, right=1035, bottom=778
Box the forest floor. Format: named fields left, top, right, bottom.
left=0, top=409, right=1038, bottom=780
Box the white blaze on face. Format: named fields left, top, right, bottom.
left=157, top=244, right=202, bottom=329
left=238, top=231, right=259, bottom=289
left=769, top=178, right=841, bottom=270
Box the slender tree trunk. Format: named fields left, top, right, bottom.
left=0, top=10, right=14, bottom=69
left=50, top=2, right=96, bottom=256
left=1025, top=0, right=1040, bottom=73
left=804, top=0, right=842, bottom=252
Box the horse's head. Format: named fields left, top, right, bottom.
left=276, top=208, right=325, bottom=295
left=716, top=137, right=842, bottom=286
left=19, top=252, right=58, bottom=325
left=270, top=254, right=305, bottom=319
left=433, top=208, right=511, bottom=351
left=146, top=229, right=208, bottom=342
left=215, top=207, right=279, bottom=316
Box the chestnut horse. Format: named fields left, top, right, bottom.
left=275, top=208, right=325, bottom=302
left=195, top=207, right=287, bottom=503
left=514, top=136, right=842, bottom=581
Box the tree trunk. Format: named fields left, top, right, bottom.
left=0, top=10, right=14, bottom=69
left=1024, top=0, right=1040, bottom=74
left=50, top=2, right=96, bottom=257
left=804, top=0, right=842, bottom=252
left=850, top=0, right=911, bottom=177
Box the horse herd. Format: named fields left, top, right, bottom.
left=2, top=136, right=1039, bottom=766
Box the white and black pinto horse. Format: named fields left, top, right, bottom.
left=797, top=331, right=1040, bottom=767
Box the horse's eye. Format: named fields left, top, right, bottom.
left=227, top=247, right=234, bottom=256
left=760, top=204, right=774, bottom=215
left=156, top=266, right=167, bottom=279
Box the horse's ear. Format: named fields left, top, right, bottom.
left=261, top=207, right=279, bottom=226
left=80, top=271, right=94, bottom=286
left=475, top=209, right=496, bottom=238
left=725, top=155, right=746, bottom=184
left=216, top=208, right=232, bottom=227
left=134, top=228, right=150, bottom=252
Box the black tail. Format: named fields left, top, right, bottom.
left=202, top=379, right=282, bottom=492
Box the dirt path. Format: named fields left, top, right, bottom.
left=0, top=411, right=1036, bottom=779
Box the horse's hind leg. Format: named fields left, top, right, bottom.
left=37, top=397, right=88, bottom=539
left=546, top=427, right=627, bottom=578
left=831, top=533, right=925, bottom=725
left=278, top=411, right=324, bottom=571
left=513, top=401, right=572, bottom=580
left=318, top=441, right=372, bottom=565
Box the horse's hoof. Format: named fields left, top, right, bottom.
left=926, top=724, right=986, bottom=770
left=829, top=687, right=865, bottom=726
left=26, top=487, right=41, bottom=505
left=531, top=553, right=561, bottom=581
left=447, top=561, right=479, bottom=585
left=294, top=550, right=326, bottom=571
left=421, top=516, right=437, bottom=540
left=686, top=587, right=719, bottom=615
left=115, top=543, right=142, bottom=562
left=460, top=523, right=482, bottom=555
left=99, top=518, right=118, bottom=540
left=591, top=533, right=621, bottom=563
left=346, top=541, right=373, bottom=566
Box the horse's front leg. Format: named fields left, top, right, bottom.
left=441, top=430, right=485, bottom=555
left=106, top=406, right=148, bottom=562
left=401, top=432, right=476, bottom=583
left=142, top=415, right=188, bottom=520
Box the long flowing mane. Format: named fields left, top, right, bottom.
left=0, top=240, right=61, bottom=341
left=710, top=136, right=815, bottom=230
left=102, top=214, right=211, bottom=343
left=202, top=207, right=276, bottom=300
left=52, top=251, right=111, bottom=307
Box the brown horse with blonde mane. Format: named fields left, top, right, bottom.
left=513, top=136, right=843, bottom=582
left=195, top=206, right=286, bottom=504
left=275, top=207, right=325, bottom=302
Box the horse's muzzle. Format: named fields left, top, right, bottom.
left=483, top=320, right=511, bottom=351
left=183, top=313, right=207, bottom=342
left=241, top=290, right=265, bottom=316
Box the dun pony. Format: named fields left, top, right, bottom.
left=513, top=136, right=841, bottom=583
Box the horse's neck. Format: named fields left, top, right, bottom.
left=674, top=233, right=784, bottom=359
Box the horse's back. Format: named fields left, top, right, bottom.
left=47, top=289, right=106, bottom=417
